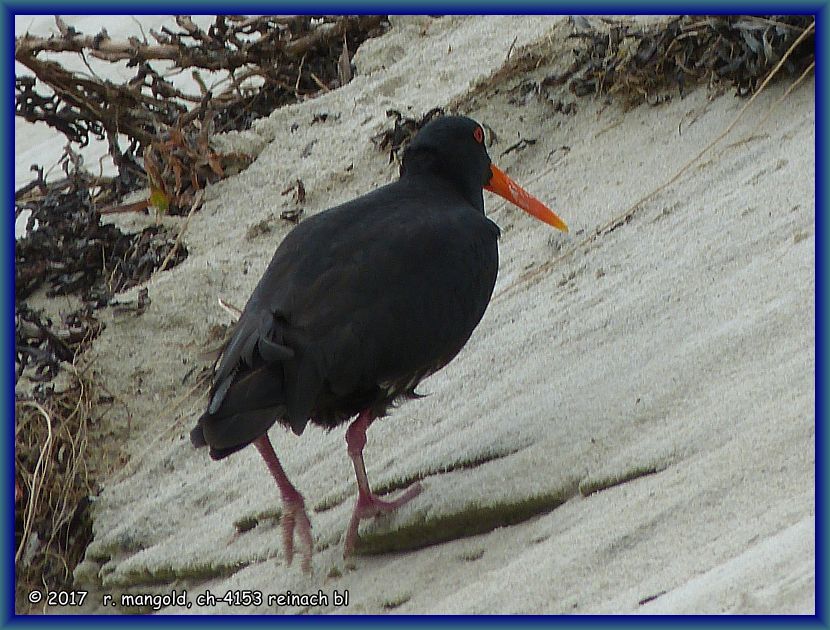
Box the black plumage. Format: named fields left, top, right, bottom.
left=191, top=115, right=567, bottom=570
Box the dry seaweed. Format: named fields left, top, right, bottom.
left=15, top=304, right=103, bottom=385
left=15, top=148, right=187, bottom=305
left=143, top=114, right=252, bottom=215
left=13, top=160, right=152, bottom=610
left=16, top=15, right=389, bottom=213
left=371, top=107, right=445, bottom=163
left=280, top=178, right=307, bottom=209
left=549, top=15, right=814, bottom=106
left=16, top=15, right=387, bottom=139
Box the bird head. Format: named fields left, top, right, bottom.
left=402, top=115, right=568, bottom=232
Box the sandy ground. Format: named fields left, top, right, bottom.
left=15, top=15, right=815, bottom=615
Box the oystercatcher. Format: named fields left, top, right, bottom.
left=191, top=115, right=568, bottom=571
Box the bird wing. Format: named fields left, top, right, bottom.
left=280, top=185, right=500, bottom=403
left=209, top=306, right=293, bottom=412
left=207, top=180, right=499, bottom=432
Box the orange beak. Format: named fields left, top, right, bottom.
left=485, top=164, right=568, bottom=232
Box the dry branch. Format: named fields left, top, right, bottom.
left=16, top=15, right=388, bottom=212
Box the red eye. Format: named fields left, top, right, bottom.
left=473, top=127, right=484, bottom=144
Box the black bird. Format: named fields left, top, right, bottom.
left=191, top=115, right=568, bottom=571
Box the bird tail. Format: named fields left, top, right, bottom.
left=191, top=365, right=287, bottom=460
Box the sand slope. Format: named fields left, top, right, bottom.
left=16, top=15, right=814, bottom=615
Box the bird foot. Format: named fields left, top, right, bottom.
left=281, top=497, right=313, bottom=573
left=343, top=482, right=423, bottom=557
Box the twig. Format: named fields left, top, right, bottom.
left=505, top=35, right=519, bottom=62
left=309, top=71, right=330, bottom=92
left=159, top=189, right=203, bottom=272
left=500, top=137, right=537, bottom=157
left=735, top=16, right=811, bottom=31
left=745, top=60, right=815, bottom=140
left=295, top=52, right=306, bottom=93
left=218, top=297, right=243, bottom=319
left=130, top=16, right=149, bottom=44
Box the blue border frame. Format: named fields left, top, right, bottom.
left=816, top=2, right=826, bottom=626
left=4, top=3, right=825, bottom=626
left=3, top=0, right=12, bottom=626
left=3, top=1, right=828, bottom=15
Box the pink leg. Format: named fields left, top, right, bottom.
left=342, top=410, right=422, bottom=557
left=253, top=434, right=313, bottom=572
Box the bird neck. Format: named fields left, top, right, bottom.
left=401, top=151, right=486, bottom=213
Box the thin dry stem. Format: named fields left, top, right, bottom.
left=16, top=401, right=53, bottom=564
left=159, top=188, right=204, bottom=272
